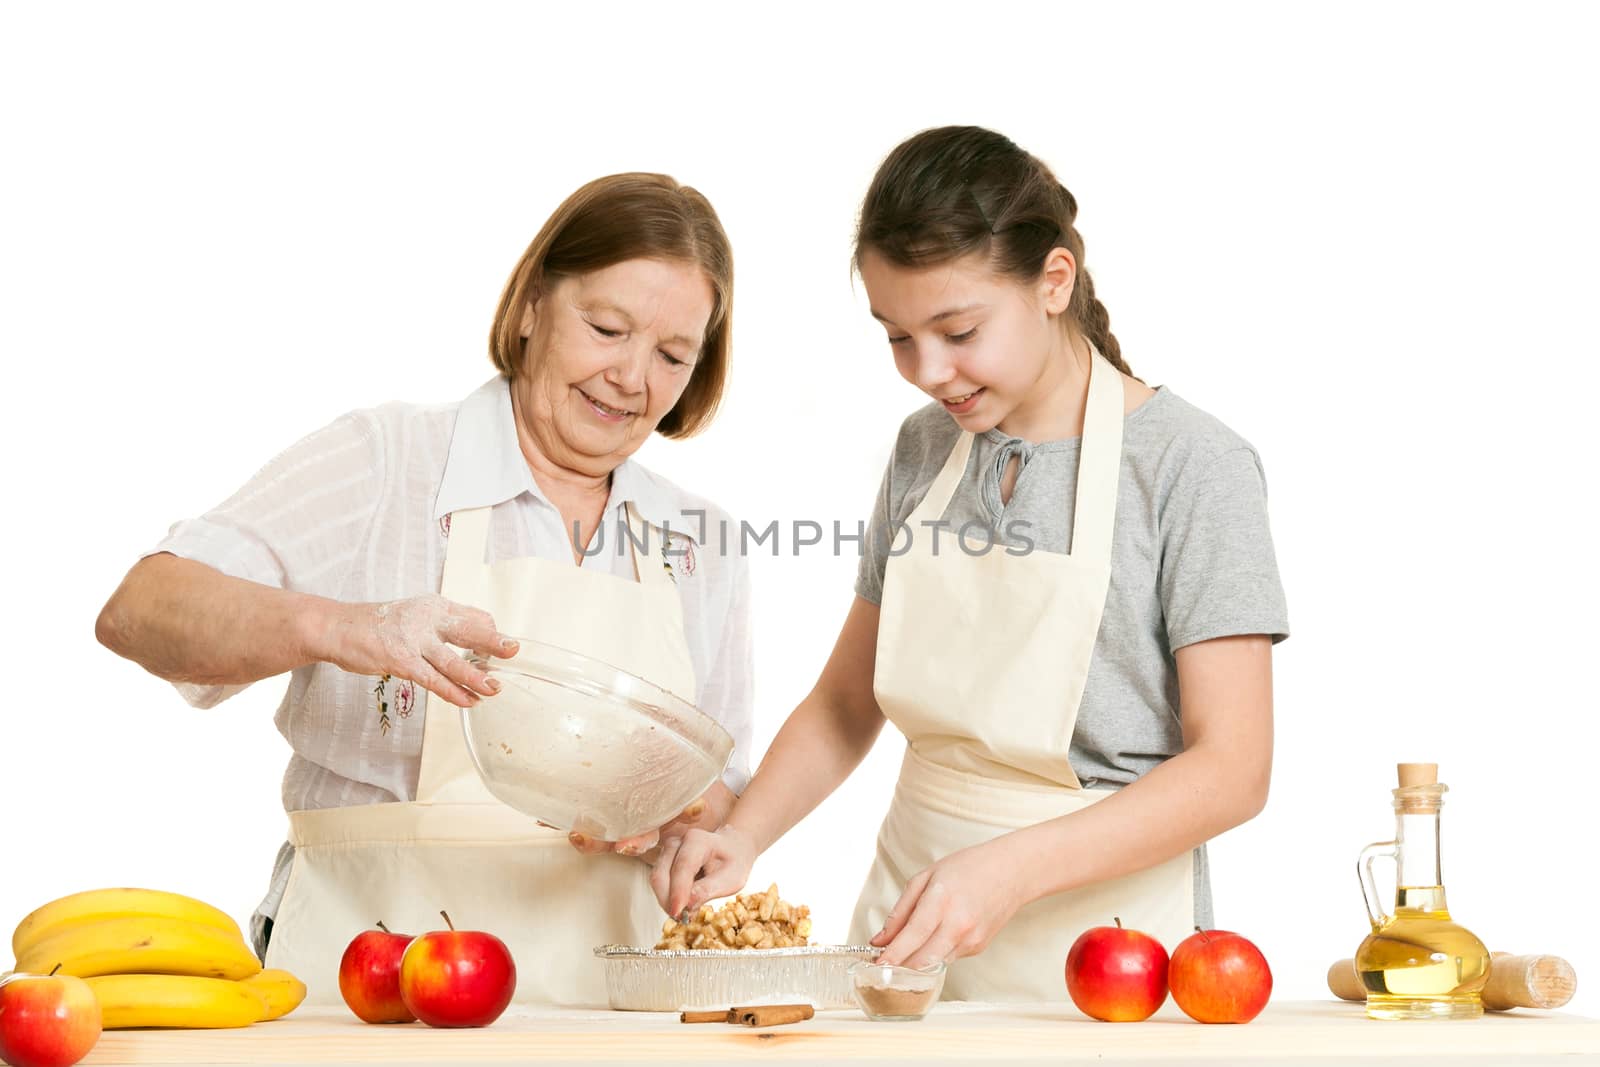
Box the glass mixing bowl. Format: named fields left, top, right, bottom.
left=462, top=639, right=733, bottom=841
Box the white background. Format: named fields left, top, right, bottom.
left=4, top=0, right=1597, bottom=1020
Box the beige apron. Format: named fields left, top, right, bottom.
left=848, top=348, right=1195, bottom=1002
left=265, top=503, right=693, bottom=1007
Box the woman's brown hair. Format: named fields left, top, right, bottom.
left=489, top=172, right=733, bottom=438
left=854, top=126, right=1135, bottom=379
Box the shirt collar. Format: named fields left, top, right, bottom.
left=609, top=456, right=704, bottom=543
left=433, top=376, right=704, bottom=543
left=433, top=377, right=537, bottom=520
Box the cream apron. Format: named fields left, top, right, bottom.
left=265, top=503, right=693, bottom=1007
left=848, top=348, right=1195, bottom=1002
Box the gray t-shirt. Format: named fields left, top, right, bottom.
left=856, top=386, right=1291, bottom=927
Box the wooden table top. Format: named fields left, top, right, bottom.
left=80, top=1000, right=1600, bottom=1065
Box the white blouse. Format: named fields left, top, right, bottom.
left=149, top=377, right=755, bottom=925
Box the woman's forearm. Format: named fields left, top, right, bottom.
left=1008, top=741, right=1270, bottom=906
left=95, top=552, right=342, bottom=686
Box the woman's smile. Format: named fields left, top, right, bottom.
left=577, top=387, right=636, bottom=423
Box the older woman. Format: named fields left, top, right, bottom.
left=94, top=173, right=751, bottom=1007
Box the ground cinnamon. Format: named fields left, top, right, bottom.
left=856, top=984, right=936, bottom=1018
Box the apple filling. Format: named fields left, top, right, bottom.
left=655, top=884, right=812, bottom=951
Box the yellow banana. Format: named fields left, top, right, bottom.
left=86, top=974, right=266, bottom=1029
left=238, top=968, right=305, bottom=1021
left=13, top=888, right=242, bottom=961
left=17, top=916, right=261, bottom=981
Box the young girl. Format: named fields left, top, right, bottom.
left=653, top=127, right=1289, bottom=1001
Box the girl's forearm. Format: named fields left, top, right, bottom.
left=724, top=690, right=885, bottom=854
left=1008, top=743, right=1270, bottom=905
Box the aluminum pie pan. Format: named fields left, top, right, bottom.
left=594, top=944, right=877, bottom=1011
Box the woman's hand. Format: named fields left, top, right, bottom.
left=567, top=782, right=735, bottom=859
left=870, top=836, right=1032, bottom=969
left=318, top=594, right=519, bottom=708
left=649, top=823, right=759, bottom=919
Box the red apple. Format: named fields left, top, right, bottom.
left=338, top=923, right=416, bottom=1024
left=0, top=970, right=102, bottom=1067
left=398, top=912, right=515, bottom=1028
left=1064, top=918, right=1169, bottom=1022
left=1168, top=928, right=1272, bottom=1023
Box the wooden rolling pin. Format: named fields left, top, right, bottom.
left=1327, top=952, right=1577, bottom=1010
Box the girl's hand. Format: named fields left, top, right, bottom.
left=566, top=782, right=735, bottom=858
left=871, top=836, right=1031, bottom=969
left=321, top=594, right=519, bottom=708
left=649, top=824, right=759, bottom=919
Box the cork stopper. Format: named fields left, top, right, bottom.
left=1394, top=762, right=1445, bottom=813
left=1397, top=763, right=1438, bottom=787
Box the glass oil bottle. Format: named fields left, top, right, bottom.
left=1354, top=762, right=1490, bottom=1019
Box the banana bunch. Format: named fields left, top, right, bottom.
left=11, top=888, right=305, bottom=1028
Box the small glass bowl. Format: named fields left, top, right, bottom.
left=848, top=960, right=947, bottom=1021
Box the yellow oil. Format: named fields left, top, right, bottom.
left=1354, top=888, right=1490, bottom=1020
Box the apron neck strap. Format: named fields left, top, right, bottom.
left=908, top=431, right=975, bottom=526
left=624, top=501, right=676, bottom=589
left=1068, top=348, right=1125, bottom=564
left=441, top=506, right=493, bottom=594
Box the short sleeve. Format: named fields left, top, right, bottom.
left=853, top=450, right=897, bottom=606
left=1159, top=446, right=1291, bottom=652
left=148, top=411, right=386, bottom=707
left=696, top=541, right=755, bottom=794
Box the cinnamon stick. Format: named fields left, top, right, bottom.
left=730, top=1003, right=814, bottom=1027
left=679, top=1010, right=730, bottom=1024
